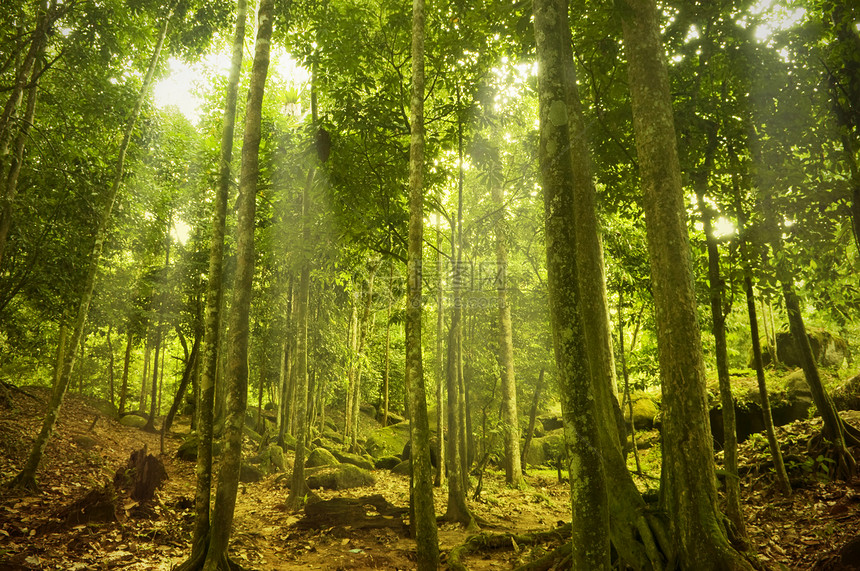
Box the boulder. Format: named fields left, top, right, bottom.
left=374, top=456, right=402, bottom=470
left=751, top=329, right=850, bottom=369
left=538, top=416, right=564, bottom=432
left=832, top=374, right=860, bottom=411
left=240, top=463, right=264, bottom=483
left=359, top=403, right=377, bottom=419
left=331, top=449, right=375, bottom=471
left=177, top=435, right=221, bottom=461
left=390, top=460, right=411, bottom=475
left=623, top=392, right=660, bottom=430
left=365, top=422, right=411, bottom=459
left=258, top=444, right=286, bottom=473
left=119, top=414, right=148, bottom=429
left=322, top=428, right=344, bottom=445
left=523, top=429, right=565, bottom=467
left=73, top=435, right=98, bottom=450
left=88, top=398, right=119, bottom=420
left=279, top=432, right=297, bottom=451
left=401, top=439, right=438, bottom=467
left=305, top=447, right=339, bottom=468
left=307, top=464, right=376, bottom=490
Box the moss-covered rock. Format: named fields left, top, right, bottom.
left=364, top=422, right=411, bottom=459
left=240, top=463, right=264, bottom=483
left=322, top=428, right=344, bottom=445
left=306, top=464, right=376, bottom=490
left=750, top=328, right=850, bottom=369
left=258, top=444, right=286, bottom=473
left=176, top=435, right=222, bottom=461
left=390, top=460, right=411, bottom=475
left=119, top=414, right=148, bottom=429
left=375, top=456, right=402, bottom=470
left=833, top=374, right=860, bottom=411
left=331, top=449, right=375, bottom=471
left=305, top=447, right=339, bottom=468
left=623, top=392, right=660, bottom=430
left=523, top=429, right=565, bottom=467
left=280, top=432, right=297, bottom=451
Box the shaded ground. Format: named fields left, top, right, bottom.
left=0, top=386, right=858, bottom=570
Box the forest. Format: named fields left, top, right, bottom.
left=1, top=0, right=860, bottom=569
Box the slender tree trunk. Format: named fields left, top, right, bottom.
left=286, top=141, right=317, bottom=509
left=520, top=368, right=544, bottom=473
left=161, top=333, right=201, bottom=454
left=383, top=263, right=394, bottom=429
left=350, top=264, right=377, bottom=451
left=534, top=0, right=610, bottom=566
left=404, top=0, right=439, bottom=565
left=619, top=0, right=752, bottom=567
left=344, top=294, right=358, bottom=438
left=145, top=231, right=171, bottom=432
left=140, top=336, right=151, bottom=413
left=617, top=293, right=641, bottom=473
left=694, top=177, right=747, bottom=543
left=8, top=9, right=172, bottom=491
left=434, top=226, right=445, bottom=487
left=201, top=1, right=272, bottom=567
left=106, top=325, right=115, bottom=406
left=491, top=179, right=522, bottom=487
left=119, top=329, right=133, bottom=415
left=179, top=0, right=246, bottom=566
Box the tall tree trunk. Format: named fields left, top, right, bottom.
left=619, top=0, right=752, bottom=567
left=139, top=336, right=151, bottom=413
left=520, top=368, right=543, bottom=472
left=145, top=229, right=171, bottom=432
left=350, top=263, right=378, bottom=452
left=179, top=0, right=246, bottom=566
left=119, top=329, right=133, bottom=415
left=617, top=293, right=641, bottom=474
left=161, top=332, right=201, bottom=454
left=344, top=293, right=358, bottom=439
left=383, top=263, right=394, bottom=429
left=405, top=0, right=439, bottom=566
left=285, top=70, right=319, bottom=507
left=8, top=8, right=172, bottom=491
left=491, top=178, right=522, bottom=487
left=201, top=1, right=272, bottom=567
left=107, top=325, right=115, bottom=406
left=534, top=0, right=610, bottom=566
left=434, top=226, right=445, bottom=487
left=694, top=179, right=747, bottom=543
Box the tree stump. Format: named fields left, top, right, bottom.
left=113, top=447, right=168, bottom=502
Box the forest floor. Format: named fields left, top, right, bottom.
left=0, top=386, right=859, bottom=570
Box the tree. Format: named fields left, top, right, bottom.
left=404, top=0, right=440, bottom=567
left=202, top=0, right=273, bottom=567
left=533, top=0, right=610, bottom=567
left=180, top=0, right=247, bottom=566
left=618, top=0, right=753, bottom=567
left=8, top=5, right=174, bottom=491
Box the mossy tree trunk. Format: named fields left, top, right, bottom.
left=534, top=0, right=610, bottom=567
left=405, top=0, right=440, bottom=566
left=619, top=0, right=753, bottom=567
left=491, top=177, right=523, bottom=488
left=730, top=165, right=792, bottom=496
left=180, top=0, right=246, bottom=566
left=201, top=1, right=273, bottom=567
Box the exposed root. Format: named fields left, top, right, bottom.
left=807, top=431, right=857, bottom=481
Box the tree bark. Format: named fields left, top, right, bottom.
left=201, top=1, right=272, bottom=567
left=491, top=177, right=523, bottom=487
left=434, top=224, right=445, bottom=486
left=694, top=176, right=748, bottom=542
left=520, top=368, right=543, bottom=472
left=180, top=0, right=246, bottom=566
left=534, top=0, right=610, bottom=567
left=405, top=0, right=440, bottom=566
left=619, top=0, right=752, bottom=567
left=8, top=7, right=172, bottom=491
left=145, top=230, right=171, bottom=432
